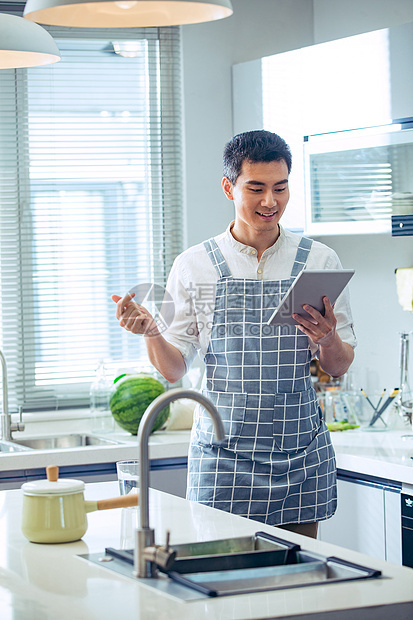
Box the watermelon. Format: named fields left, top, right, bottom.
left=109, top=374, right=169, bottom=435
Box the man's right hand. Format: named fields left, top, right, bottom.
left=112, top=292, right=186, bottom=383
left=111, top=293, right=159, bottom=336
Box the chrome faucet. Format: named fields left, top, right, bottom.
left=134, top=388, right=225, bottom=578
left=0, top=349, right=25, bottom=441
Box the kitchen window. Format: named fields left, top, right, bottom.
left=0, top=12, right=183, bottom=412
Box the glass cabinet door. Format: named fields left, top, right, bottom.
left=304, top=123, right=413, bottom=235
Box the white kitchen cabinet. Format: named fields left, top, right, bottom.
left=318, top=472, right=402, bottom=564
left=232, top=22, right=413, bottom=235
left=233, top=22, right=413, bottom=139
left=385, top=487, right=403, bottom=565
left=303, top=122, right=413, bottom=236
left=319, top=476, right=386, bottom=560
left=389, top=22, right=413, bottom=122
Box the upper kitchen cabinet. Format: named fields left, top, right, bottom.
left=232, top=22, right=413, bottom=234
left=304, top=120, right=413, bottom=235
left=389, top=22, right=413, bottom=122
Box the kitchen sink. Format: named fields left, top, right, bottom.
left=12, top=433, right=122, bottom=450
left=80, top=532, right=382, bottom=600
left=167, top=552, right=381, bottom=597
left=0, top=440, right=32, bottom=453
left=106, top=532, right=299, bottom=573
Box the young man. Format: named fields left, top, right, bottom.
left=112, top=130, right=356, bottom=538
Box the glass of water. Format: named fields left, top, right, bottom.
left=116, top=460, right=139, bottom=496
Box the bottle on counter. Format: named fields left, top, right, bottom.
left=393, top=332, right=413, bottom=429
left=90, top=360, right=115, bottom=434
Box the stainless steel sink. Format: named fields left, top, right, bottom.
left=12, top=433, right=122, bottom=450
left=106, top=532, right=298, bottom=573
left=0, top=440, right=32, bottom=453
left=82, top=532, right=381, bottom=600
left=168, top=551, right=381, bottom=597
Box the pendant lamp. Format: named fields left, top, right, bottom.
left=0, top=13, right=60, bottom=69
left=23, top=0, right=233, bottom=28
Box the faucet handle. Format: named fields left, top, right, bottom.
left=18, top=406, right=25, bottom=425
left=142, top=529, right=177, bottom=573
left=13, top=406, right=25, bottom=433
left=10, top=406, right=25, bottom=434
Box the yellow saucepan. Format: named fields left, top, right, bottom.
left=21, top=465, right=138, bottom=543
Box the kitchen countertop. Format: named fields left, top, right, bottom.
left=331, top=428, right=413, bottom=488
left=2, top=420, right=413, bottom=489
left=0, top=428, right=190, bottom=472
left=0, top=480, right=412, bottom=620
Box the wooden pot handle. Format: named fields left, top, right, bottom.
left=46, top=465, right=59, bottom=482
left=96, top=493, right=139, bottom=511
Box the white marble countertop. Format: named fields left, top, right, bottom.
left=332, top=429, right=413, bottom=488
left=2, top=417, right=413, bottom=490
left=0, top=480, right=412, bottom=620
left=0, top=427, right=190, bottom=472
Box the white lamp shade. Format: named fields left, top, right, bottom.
left=0, top=13, right=60, bottom=69
left=23, top=0, right=233, bottom=28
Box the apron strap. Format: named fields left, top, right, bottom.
left=204, top=235, right=312, bottom=279
left=290, top=237, right=313, bottom=278
left=204, top=238, right=232, bottom=279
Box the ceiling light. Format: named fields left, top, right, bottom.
left=0, top=13, right=60, bottom=69
left=23, top=0, right=233, bottom=28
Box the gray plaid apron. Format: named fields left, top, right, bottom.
left=186, top=236, right=337, bottom=526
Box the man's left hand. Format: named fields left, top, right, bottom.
left=293, top=296, right=336, bottom=347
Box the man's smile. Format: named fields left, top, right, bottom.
left=256, top=211, right=277, bottom=219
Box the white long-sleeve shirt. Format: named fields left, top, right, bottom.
left=163, top=223, right=357, bottom=370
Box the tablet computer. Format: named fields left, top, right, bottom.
left=267, top=269, right=355, bottom=326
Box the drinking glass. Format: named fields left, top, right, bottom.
left=116, top=460, right=139, bottom=496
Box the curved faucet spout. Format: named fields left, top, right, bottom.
left=0, top=350, right=9, bottom=440
left=0, top=349, right=25, bottom=441
left=138, top=388, right=224, bottom=530
left=135, top=387, right=225, bottom=578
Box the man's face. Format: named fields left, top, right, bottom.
left=222, top=159, right=290, bottom=238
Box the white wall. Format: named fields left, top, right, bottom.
left=313, top=0, right=413, bottom=42
left=181, top=0, right=413, bottom=393
left=181, top=0, right=314, bottom=247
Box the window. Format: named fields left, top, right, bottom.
left=0, top=12, right=183, bottom=411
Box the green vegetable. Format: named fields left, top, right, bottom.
left=327, top=421, right=360, bottom=432
left=109, top=374, right=169, bottom=435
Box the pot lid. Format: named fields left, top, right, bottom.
left=21, top=464, right=84, bottom=495
left=22, top=478, right=85, bottom=495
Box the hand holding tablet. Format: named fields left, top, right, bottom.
left=267, top=269, right=355, bottom=326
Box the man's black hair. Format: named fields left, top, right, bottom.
left=223, top=130, right=292, bottom=184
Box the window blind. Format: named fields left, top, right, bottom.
left=0, top=6, right=183, bottom=411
